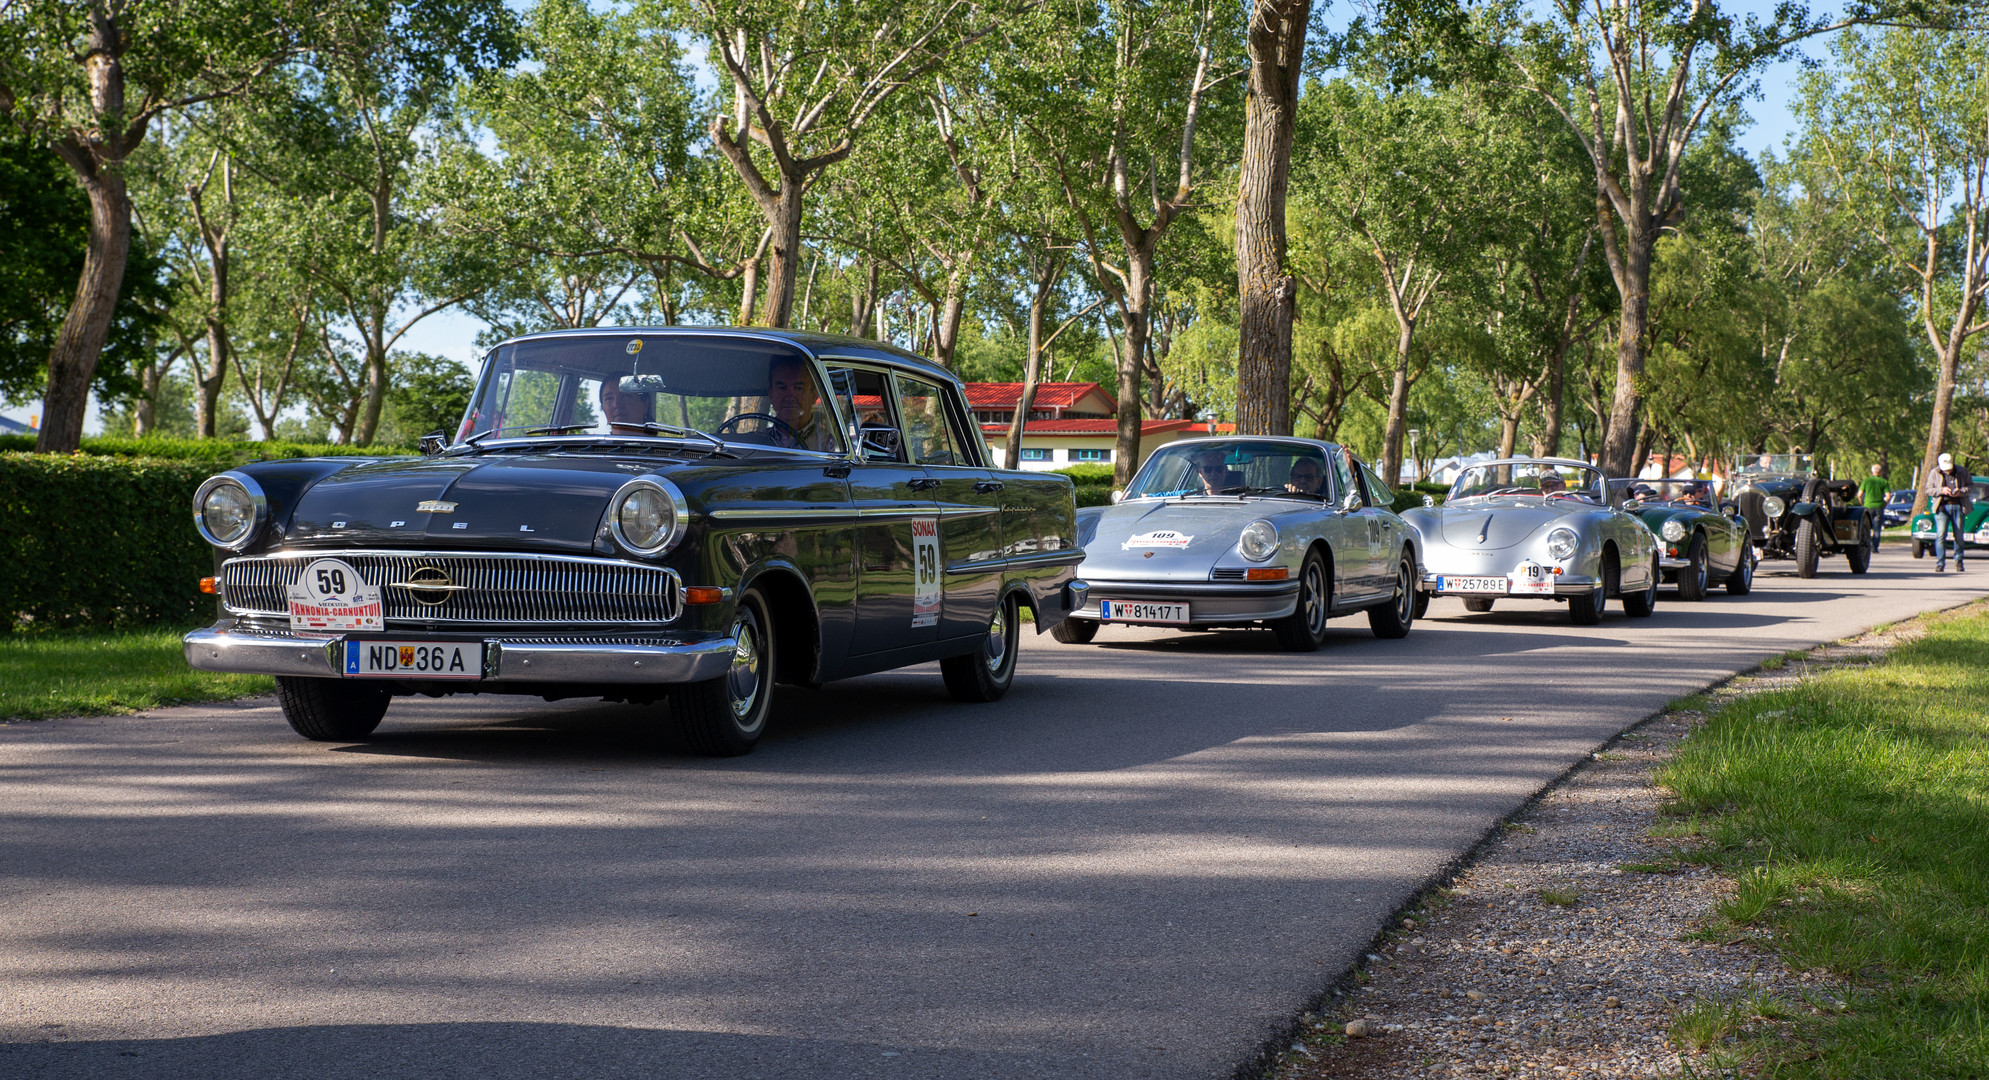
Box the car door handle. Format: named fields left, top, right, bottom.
left=908, top=477, right=941, bottom=491
left=974, top=479, right=1005, bottom=493
left=822, top=464, right=851, bottom=479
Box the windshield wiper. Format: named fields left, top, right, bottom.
left=524, top=423, right=594, bottom=436
left=608, top=421, right=732, bottom=457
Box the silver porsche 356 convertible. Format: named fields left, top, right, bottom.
left=1062, top=437, right=1421, bottom=651
left=1400, top=458, right=1659, bottom=624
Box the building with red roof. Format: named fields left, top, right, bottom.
left=966, top=382, right=1232, bottom=471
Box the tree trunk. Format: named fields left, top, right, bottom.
left=1534, top=337, right=1568, bottom=457
left=1915, top=338, right=1965, bottom=516
left=1113, top=254, right=1155, bottom=488
left=1497, top=415, right=1520, bottom=460
left=196, top=314, right=231, bottom=439
left=758, top=181, right=806, bottom=327
left=1232, top=0, right=1308, bottom=436
left=1378, top=321, right=1414, bottom=486
left=933, top=278, right=966, bottom=368
left=37, top=174, right=132, bottom=453
left=1004, top=263, right=1058, bottom=471
left=1597, top=228, right=1653, bottom=476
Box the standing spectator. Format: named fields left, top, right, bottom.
left=1859, top=463, right=1891, bottom=549
left=1925, top=452, right=1972, bottom=573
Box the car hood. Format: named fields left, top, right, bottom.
left=1078, top=497, right=1314, bottom=580
left=285, top=454, right=646, bottom=553
left=1415, top=497, right=1568, bottom=552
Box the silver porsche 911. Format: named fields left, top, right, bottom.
left=1062, top=437, right=1422, bottom=651
left=1399, top=458, right=1659, bottom=625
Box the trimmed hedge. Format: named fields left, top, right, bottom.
left=0, top=435, right=400, bottom=466
left=1055, top=464, right=1116, bottom=509
left=1390, top=481, right=1449, bottom=514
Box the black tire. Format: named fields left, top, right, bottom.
left=1794, top=518, right=1822, bottom=578
left=1461, top=597, right=1496, bottom=613
left=1049, top=617, right=1099, bottom=645
left=1367, top=553, right=1417, bottom=639
left=1622, top=555, right=1658, bottom=618
left=1569, top=557, right=1612, bottom=625
left=942, top=591, right=1021, bottom=702
left=274, top=676, right=390, bottom=742
left=1726, top=543, right=1755, bottom=595
left=1412, top=591, right=1430, bottom=620
left=1914, top=539, right=1928, bottom=560
left=1677, top=534, right=1709, bottom=601
left=1273, top=549, right=1331, bottom=652
left=1846, top=532, right=1872, bottom=573
left=672, top=589, right=775, bottom=756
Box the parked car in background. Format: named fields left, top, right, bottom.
left=1607, top=479, right=1754, bottom=599
left=1909, top=478, right=1989, bottom=558
left=184, top=328, right=1085, bottom=755
left=1728, top=454, right=1872, bottom=577
left=1401, top=458, right=1659, bottom=625
left=1882, top=489, right=1916, bottom=528
left=1062, top=437, right=1419, bottom=650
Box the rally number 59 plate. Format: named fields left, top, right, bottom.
left=344, top=640, right=483, bottom=679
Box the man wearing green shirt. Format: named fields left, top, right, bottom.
left=1860, top=463, right=1891, bottom=548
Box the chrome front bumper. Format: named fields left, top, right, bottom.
left=184, top=626, right=737, bottom=684
left=1074, top=579, right=1301, bottom=623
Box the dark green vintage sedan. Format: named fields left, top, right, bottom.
left=183, top=328, right=1085, bottom=755
left=1606, top=478, right=1754, bottom=599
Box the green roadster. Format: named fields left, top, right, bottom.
left=1607, top=478, right=1755, bottom=598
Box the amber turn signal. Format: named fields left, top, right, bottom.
left=1245, top=567, right=1290, bottom=582
left=683, top=586, right=727, bottom=605
left=198, top=577, right=218, bottom=594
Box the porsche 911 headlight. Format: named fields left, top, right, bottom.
left=1237, top=519, right=1280, bottom=562
left=193, top=473, right=266, bottom=551
left=1545, top=527, right=1579, bottom=561
left=1661, top=519, right=1686, bottom=542
left=1762, top=495, right=1786, bottom=519
left=609, top=478, right=687, bottom=556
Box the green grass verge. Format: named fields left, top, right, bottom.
left=0, top=627, right=271, bottom=721
left=1655, top=608, right=1989, bottom=1077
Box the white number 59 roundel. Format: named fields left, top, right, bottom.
left=285, top=557, right=384, bottom=632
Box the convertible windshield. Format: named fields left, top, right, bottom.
left=1735, top=453, right=1813, bottom=476
left=1127, top=440, right=1335, bottom=499
left=1611, top=478, right=1714, bottom=507
left=1449, top=461, right=1602, bottom=502
left=458, top=333, right=842, bottom=453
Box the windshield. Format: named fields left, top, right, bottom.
left=1127, top=440, right=1334, bottom=500
left=1449, top=461, right=1602, bottom=502
left=458, top=333, right=842, bottom=453
left=1736, top=453, right=1813, bottom=476
left=1612, top=478, right=1714, bottom=507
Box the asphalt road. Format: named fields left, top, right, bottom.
left=2, top=545, right=1980, bottom=1079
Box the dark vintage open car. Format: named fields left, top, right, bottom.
left=1727, top=454, right=1873, bottom=577
left=183, top=328, right=1086, bottom=755
left=1606, top=478, right=1754, bottom=598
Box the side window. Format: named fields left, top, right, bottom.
left=894, top=374, right=962, bottom=467
left=1328, top=448, right=1358, bottom=505
left=1360, top=463, right=1394, bottom=509
left=829, top=367, right=903, bottom=462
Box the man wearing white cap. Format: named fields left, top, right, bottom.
left=1925, top=452, right=1972, bottom=572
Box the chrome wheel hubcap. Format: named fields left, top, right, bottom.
left=726, top=612, right=762, bottom=720
left=984, top=603, right=1009, bottom=673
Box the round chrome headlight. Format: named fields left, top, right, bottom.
left=1661, top=519, right=1686, bottom=542
left=1762, top=495, right=1786, bottom=519
left=193, top=473, right=266, bottom=551
left=1545, top=527, right=1579, bottom=561
left=1237, top=519, right=1280, bottom=562
left=609, top=478, right=688, bottom=556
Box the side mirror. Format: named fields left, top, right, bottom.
left=419, top=430, right=447, bottom=456
left=1341, top=492, right=1362, bottom=512
left=1622, top=498, right=1642, bottom=511
left=1109, top=489, right=1124, bottom=504
left=858, top=424, right=901, bottom=461
left=1422, top=494, right=1435, bottom=508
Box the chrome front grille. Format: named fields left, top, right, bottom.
left=220, top=551, right=682, bottom=627
left=1734, top=489, right=1768, bottom=537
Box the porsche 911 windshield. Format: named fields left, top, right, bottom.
left=1128, top=441, right=1333, bottom=499
left=1449, top=462, right=1602, bottom=502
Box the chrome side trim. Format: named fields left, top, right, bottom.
left=943, top=550, right=1087, bottom=576
left=937, top=505, right=1001, bottom=519
left=707, top=505, right=855, bottom=522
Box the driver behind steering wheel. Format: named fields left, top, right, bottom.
left=599, top=374, right=653, bottom=428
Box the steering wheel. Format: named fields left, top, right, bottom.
left=1546, top=489, right=1587, bottom=501
left=716, top=412, right=802, bottom=446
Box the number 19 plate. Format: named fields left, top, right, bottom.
left=344, top=640, right=483, bottom=679
left=1098, top=600, right=1191, bottom=623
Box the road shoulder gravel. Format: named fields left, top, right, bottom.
left=1259, top=607, right=1964, bottom=1079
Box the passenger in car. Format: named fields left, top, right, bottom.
left=1284, top=459, right=1325, bottom=495
left=599, top=374, right=654, bottom=427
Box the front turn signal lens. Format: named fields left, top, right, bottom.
left=1245, top=567, right=1290, bottom=582
left=198, top=577, right=218, bottom=594
left=684, top=586, right=727, bottom=605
